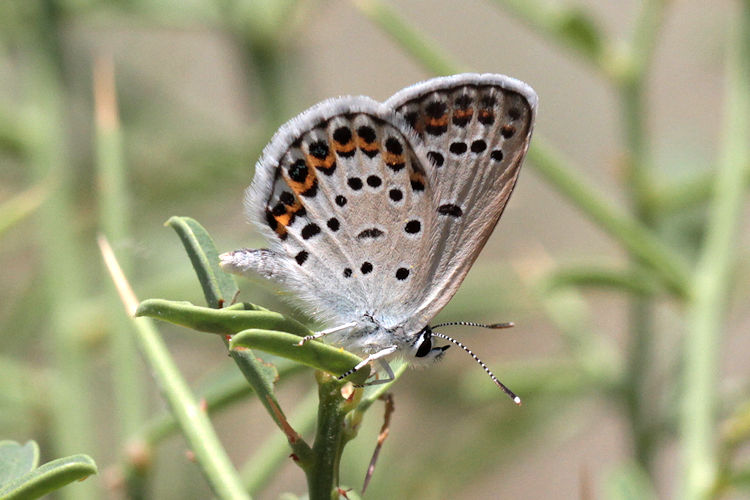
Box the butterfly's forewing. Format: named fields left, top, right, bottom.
left=385, top=74, right=537, bottom=324
left=226, top=97, right=439, bottom=326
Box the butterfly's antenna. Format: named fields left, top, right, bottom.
left=430, top=321, right=514, bottom=330
left=431, top=331, right=521, bottom=405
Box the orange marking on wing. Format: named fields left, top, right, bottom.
left=334, top=142, right=356, bottom=155
left=306, top=152, right=335, bottom=171
left=453, top=108, right=473, bottom=120
left=426, top=115, right=448, bottom=128
left=285, top=169, right=317, bottom=196
left=409, top=171, right=426, bottom=184
left=274, top=224, right=288, bottom=238
left=383, top=151, right=405, bottom=166
left=271, top=197, right=305, bottom=235
left=275, top=212, right=293, bottom=227
left=289, top=199, right=305, bottom=216
left=357, top=136, right=380, bottom=154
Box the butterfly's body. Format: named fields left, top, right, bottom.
left=221, top=74, right=537, bottom=388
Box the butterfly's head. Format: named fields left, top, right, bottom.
left=413, top=321, right=522, bottom=405
left=408, top=325, right=450, bottom=363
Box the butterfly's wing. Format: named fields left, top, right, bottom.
left=221, top=96, right=441, bottom=327
left=221, top=74, right=536, bottom=336
left=384, top=74, right=537, bottom=324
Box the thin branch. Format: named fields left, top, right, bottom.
left=680, top=3, right=750, bottom=498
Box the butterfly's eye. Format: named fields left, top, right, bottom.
left=414, top=329, right=432, bottom=358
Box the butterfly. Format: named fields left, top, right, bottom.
left=220, top=73, right=537, bottom=402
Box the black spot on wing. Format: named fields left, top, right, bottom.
left=357, top=228, right=384, bottom=239
left=427, top=151, right=444, bottom=167
left=385, top=137, right=403, bottom=155
left=301, top=223, right=321, bottom=239
left=437, top=204, right=463, bottom=217
left=449, top=142, right=467, bottom=155
left=295, top=251, right=308, bottom=265
left=288, top=160, right=308, bottom=182
left=366, top=175, right=382, bottom=188
left=404, top=220, right=421, bottom=234
left=470, top=140, right=486, bottom=153
left=308, top=140, right=329, bottom=159
left=280, top=191, right=295, bottom=206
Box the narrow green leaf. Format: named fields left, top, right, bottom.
left=164, top=219, right=316, bottom=463
left=230, top=329, right=369, bottom=384
left=555, top=7, right=604, bottom=60
left=0, top=441, right=39, bottom=485
left=0, top=183, right=49, bottom=238
left=542, top=265, right=659, bottom=296
left=492, top=0, right=605, bottom=64
left=0, top=454, right=97, bottom=500
left=166, top=216, right=239, bottom=308
left=136, top=298, right=311, bottom=337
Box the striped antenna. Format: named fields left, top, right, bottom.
left=430, top=321, right=514, bottom=329
left=431, top=331, right=521, bottom=405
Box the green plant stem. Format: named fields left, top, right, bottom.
left=352, top=0, right=465, bottom=76
left=680, top=4, right=750, bottom=498
left=650, top=165, right=750, bottom=214
left=100, top=239, right=249, bottom=499
left=618, top=0, right=668, bottom=476
left=528, top=143, right=690, bottom=297
left=306, top=373, right=360, bottom=500
left=138, top=373, right=254, bottom=445
left=92, top=56, right=148, bottom=498
left=118, top=361, right=305, bottom=486
left=625, top=297, right=656, bottom=472
left=128, top=316, right=250, bottom=499
left=619, top=0, right=667, bottom=221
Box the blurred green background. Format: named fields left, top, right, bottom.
left=1, top=0, right=749, bottom=498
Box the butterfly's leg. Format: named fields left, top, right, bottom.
left=338, top=346, right=398, bottom=382
left=296, top=321, right=357, bottom=346
left=363, top=359, right=396, bottom=386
